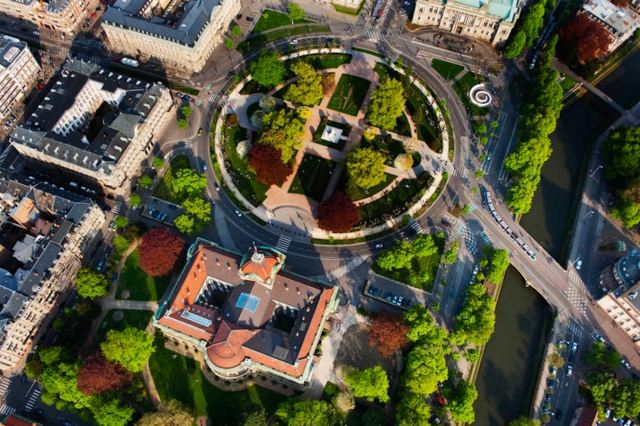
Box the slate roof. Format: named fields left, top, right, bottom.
left=0, top=35, right=28, bottom=70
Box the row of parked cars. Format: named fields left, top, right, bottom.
left=366, top=285, right=414, bottom=308
left=148, top=207, right=169, bottom=222
left=605, top=407, right=636, bottom=426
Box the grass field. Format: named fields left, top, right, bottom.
left=149, top=335, right=288, bottom=423
left=116, top=250, right=171, bottom=301
left=152, top=155, right=191, bottom=204
left=341, top=172, right=396, bottom=202
left=238, top=26, right=331, bottom=53
left=251, top=9, right=314, bottom=34
left=372, top=231, right=445, bottom=292
left=297, top=54, right=352, bottom=70
left=327, top=74, right=371, bottom=116
left=431, top=59, right=464, bottom=81
left=289, top=155, right=337, bottom=202
left=95, top=310, right=153, bottom=344
left=312, top=119, right=350, bottom=151
left=452, top=72, right=490, bottom=117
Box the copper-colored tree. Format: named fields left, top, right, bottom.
left=317, top=192, right=360, bottom=233
left=559, top=14, right=612, bottom=63
left=138, top=226, right=186, bottom=277
left=248, top=145, right=294, bottom=186
left=612, top=0, right=629, bottom=7
left=77, top=352, right=133, bottom=396
left=367, top=309, right=410, bottom=358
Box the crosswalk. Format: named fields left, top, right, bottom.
left=410, top=221, right=423, bottom=234
left=112, top=201, right=123, bottom=215
left=595, top=214, right=604, bottom=236
left=25, top=388, right=41, bottom=412
left=0, top=404, right=15, bottom=416
left=567, top=269, right=589, bottom=316
left=363, top=29, right=387, bottom=42
left=209, top=93, right=219, bottom=105
left=480, top=231, right=492, bottom=244
left=274, top=235, right=292, bottom=253
left=462, top=227, right=478, bottom=255
left=0, top=376, right=10, bottom=399
left=568, top=319, right=583, bottom=339
left=452, top=165, right=467, bottom=178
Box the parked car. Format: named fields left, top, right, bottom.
left=32, top=31, right=39, bottom=36
left=246, top=16, right=254, bottom=21
left=571, top=342, right=578, bottom=352
left=622, top=359, right=632, bottom=369
left=605, top=408, right=611, bottom=419
left=594, top=333, right=606, bottom=344
left=183, top=94, right=192, bottom=101
left=154, top=199, right=161, bottom=204
left=97, top=260, right=105, bottom=271
left=108, top=220, right=115, bottom=231
left=202, top=160, right=207, bottom=170
left=112, top=273, right=118, bottom=282
left=374, top=243, right=383, bottom=248
left=168, top=204, right=177, bottom=210
left=385, top=292, right=392, bottom=301
left=176, top=92, right=184, bottom=98
left=397, top=296, right=403, bottom=306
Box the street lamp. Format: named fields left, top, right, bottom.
left=583, top=210, right=595, bottom=219
left=589, top=165, right=603, bottom=177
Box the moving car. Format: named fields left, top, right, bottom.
left=202, top=160, right=207, bottom=170
left=374, top=243, right=383, bottom=248
left=622, top=359, right=632, bottom=369
left=32, top=31, right=39, bottom=35
left=566, top=365, right=573, bottom=377
left=571, top=342, right=578, bottom=352
left=576, top=260, right=582, bottom=270
left=235, top=210, right=242, bottom=217
left=441, top=220, right=452, bottom=228
left=605, top=408, right=611, bottom=419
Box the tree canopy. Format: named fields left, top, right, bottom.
left=446, top=380, right=478, bottom=423
left=75, top=268, right=109, bottom=299
left=249, top=144, right=294, bottom=186
left=367, top=78, right=405, bottom=130
left=250, top=49, right=286, bottom=88
left=288, top=2, right=306, bottom=23
left=129, top=193, right=142, bottom=207
left=171, top=169, right=207, bottom=199
left=93, top=396, right=135, bottom=426
left=317, top=192, right=360, bottom=233
left=284, top=62, right=324, bottom=106
left=396, top=393, right=431, bottom=426
left=345, top=366, right=390, bottom=403
left=508, top=417, right=542, bottom=426
left=585, top=341, right=621, bottom=369
left=403, top=304, right=436, bottom=343
left=559, top=13, right=612, bottom=64
left=276, top=398, right=335, bottom=426
left=77, top=352, right=133, bottom=396
left=376, top=235, right=437, bottom=271
left=346, top=147, right=387, bottom=190
left=259, top=109, right=305, bottom=164
left=114, top=215, right=129, bottom=230
left=100, top=327, right=155, bottom=373
left=604, top=127, right=640, bottom=227
left=402, top=342, right=450, bottom=396
left=443, top=241, right=459, bottom=265
left=136, top=399, right=194, bottom=426
left=454, top=283, right=496, bottom=345
left=138, top=227, right=185, bottom=277
left=178, top=197, right=211, bottom=235
left=139, top=175, right=153, bottom=189
left=367, top=309, right=410, bottom=357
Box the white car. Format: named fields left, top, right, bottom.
left=576, top=260, right=582, bottom=270
left=571, top=342, right=578, bottom=352
left=375, top=244, right=383, bottom=248
left=622, top=359, right=632, bottom=369
left=605, top=408, right=611, bottom=419
left=404, top=1, right=411, bottom=4
left=566, top=365, right=573, bottom=377
left=289, top=39, right=298, bottom=45
left=234, top=209, right=242, bottom=217
left=32, top=31, right=39, bottom=36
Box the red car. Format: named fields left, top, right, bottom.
left=378, top=9, right=383, bottom=16
left=436, top=396, right=446, bottom=406
left=441, top=220, right=452, bottom=228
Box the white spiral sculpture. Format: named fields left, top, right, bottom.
left=469, top=84, right=492, bottom=107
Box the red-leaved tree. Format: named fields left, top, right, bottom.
left=138, top=226, right=186, bottom=277
left=559, top=13, right=612, bottom=63
left=248, top=145, right=294, bottom=186
left=317, top=192, right=360, bottom=233
left=77, top=352, right=133, bottom=396
left=367, top=309, right=410, bottom=358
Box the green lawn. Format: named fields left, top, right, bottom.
left=559, top=74, right=578, bottom=93
left=342, top=172, right=396, bottom=202
left=95, top=310, right=153, bottom=344
left=297, top=54, right=352, bottom=70
left=149, top=335, right=288, bottom=423
left=431, top=59, right=465, bottom=81
left=116, top=250, right=171, bottom=301
left=251, top=9, right=314, bottom=34
left=289, top=155, right=337, bottom=202
left=372, top=232, right=445, bottom=292
left=312, top=119, right=350, bottom=151
left=357, top=173, right=434, bottom=225
left=222, top=121, right=269, bottom=206
left=327, top=74, right=371, bottom=116
left=452, top=72, right=490, bottom=117
left=238, top=26, right=331, bottom=53
left=152, top=155, right=191, bottom=204
left=331, top=0, right=365, bottom=15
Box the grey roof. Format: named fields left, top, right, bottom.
left=19, top=243, right=62, bottom=296
left=12, top=235, right=40, bottom=265
left=0, top=289, right=27, bottom=319
left=65, top=202, right=91, bottom=224
left=103, top=0, right=222, bottom=47
left=0, top=35, right=28, bottom=70
left=616, top=249, right=640, bottom=288
left=26, top=73, right=89, bottom=131
left=0, top=269, right=19, bottom=292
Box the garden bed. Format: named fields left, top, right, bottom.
left=327, top=74, right=371, bottom=116
left=431, top=58, right=464, bottom=81
left=294, top=53, right=352, bottom=70
left=452, top=72, right=490, bottom=117
left=116, top=250, right=171, bottom=301
left=153, top=155, right=191, bottom=204
left=289, top=154, right=337, bottom=202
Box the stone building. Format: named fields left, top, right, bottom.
left=0, top=0, right=99, bottom=37
left=581, top=0, right=640, bottom=52
left=0, top=178, right=105, bottom=373
left=411, top=0, right=520, bottom=46
left=154, top=240, right=340, bottom=388
left=8, top=60, right=173, bottom=189
left=0, top=35, right=40, bottom=123
left=102, top=0, right=241, bottom=76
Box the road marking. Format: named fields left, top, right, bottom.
left=274, top=235, right=292, bottom=253
left=480, top=231, right=492, bottom=244
left=0, top=404, right=15, bottom=416
left=25, top=389, right=41, bottom=412
left=112, top=201, right=123, bottom=215
left=411, top=221, right=423, bottom=234
left=209, top=93, right=219, bottom=105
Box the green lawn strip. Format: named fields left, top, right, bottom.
left=341, top=172, right=396, bottom=201
left=149, top=335, right=288, bottom=422
left=452, top=72, right=490, bottom=117
left=351, top=47, right=385, bottom=58
left=296, top=54, right=352, bottom=70
left=251, top=9, right=315, bottom=34
left=559, top=74, right=578, bottom=93
left=331, top=0, right=365, bottom=15
left=431, top=58, right=464, bottom=81
left=238, top=26, right=331, bottom=53
left=327, top=74, right=371, bottom=116
left=288, top=154, right=337, bottom=202
left=312, top=119, right=350, bottom=151
left=152, top=155, right=191, bottom=204
left=95, top=310, right=153, bottom=344
left=357, top=173, right=433, bottom=224
left=116, top=250, right=171, bottom=301
left=222, top=124, right=269, bottom=206
left=371, top=232, right=445, bottom=292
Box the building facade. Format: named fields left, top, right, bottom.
left=154, top=240, right=340, bottom=388
left=8, top=59, right=173, bottom=189
left=102, top=0, right=241, bottom=76
left=0, top=0, right=99, bottom=36
left=0, top=178, right=105, bottom=373
left=581, top=0, right=640, bottom=52
left=411, top=0, right=520, bottom=46
left=0, top=35, right=40, bottom=123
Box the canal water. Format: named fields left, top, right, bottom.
left=474, top=267, right=551, bottom=426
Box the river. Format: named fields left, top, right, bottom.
left=474, top=267, right=551, bottom=426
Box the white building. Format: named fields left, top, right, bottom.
left=101, top=0, right=241, bottom=76
left=0, top=0, right=100, bottom=36
left=582, top=0, right=640, bottom=52
left=0, top=35, right=40, bottom=122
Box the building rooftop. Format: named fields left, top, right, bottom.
left=615, top=249, right=640, bottom=288
left=584, top=0, right=639, bottom=36
left=103, top=0, right=223, bottom=47
left=0, top=35, right=28, bottom=71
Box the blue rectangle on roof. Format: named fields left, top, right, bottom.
left=236, top=293, right=260, bottom=313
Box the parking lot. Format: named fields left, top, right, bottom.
left=363, top=274, right=427, bottom=311
left=141, top=197, right=182, bottom=224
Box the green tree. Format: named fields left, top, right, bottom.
left=504, top=30, right=527, bottom=58
left=403, top=304, right=436, bottom=343
left=173, top=214, right=196, bottom=235
left=464, top=348, right=481, bottom=363
left=284, top=62, right=324, bottom=106
left=136, top=399, right=193, bottom=426
left=455, top=283, right=496, bottom=345
left=112, top=236, right=130, bottom=255
left=241, top=409, right=269, bottom=426
left=548, top=352, right=565, bottom=368
left=443, top=241, right=459, bottom=264
left=485, top=248, right=509, bottom=284
left=396, top=393, right=431, bottom=426
left=40, top=362, right=92, bottom=409
left=345, top=366, right=390, bottom=403
left=153, top=158, right=165, bottom=169
left=490, top=120, right=500, bottom=129
left=287, top=2, right=306, bottom=23
left=362, top=409, right=385, bottom=426
left=225, top=37, right=234, bottom=50
left=114, top=215, right=129, bottom=230
left=259, top=109, right=305, bottom=163
left=412, top=234, right=438, bottom=258
left=276, top=399, right=335, bottom=426
left=129, top=193, right=142, bottom=207
left=101, top=327, right=155, bottom=373
left=250, top=49, right=286, bottom=88
left=508, top=417, right=542, bottom=426
left=232, top=25, right=242, bottom=38
left=75, top=268, right=109, bottom=299
left=140, top=175, right=153, bottom=189
left=461, top=205, right=471, bottom=215
left=402, top=342, right=450, bottom=396
left=446, top=380, right=478, bottom=423
left=181, top=106, right=192, bottom=118
left=475, top=169, right=485, bottom=179
left=25, top=359, right=44, bottom=378
left=367, top=78, right=405, bottom=130
left=346, top=147, right=386, bottom=190
left=39, top=346, right=72, bottom=365
left=585, top=341, right=621, bottom=369
left=611, top=197, right=640, bottom=228
left=377, top=239, right=414, bottom=271
left=93, top=397, right=135, bottom=426
left=177, top=118, right=188, bottom=130
left=171, top=169, right=207, bottom=199
left=587, top=370, right=617, bottom=405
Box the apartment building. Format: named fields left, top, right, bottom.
left=154, top=240, right=340, bottom=388
left=102, top=0, right=241, bottom=76
left=411, top=0, right=520, bottom=46
left=0, top=35, right=40, bottom=123
left=582, top=0, right=640, bottom=52
left=0, top=0, right=99, bottom=36
left=8, top=59, right=173, bottom=189
left=0, top=178, right=105, bottom=373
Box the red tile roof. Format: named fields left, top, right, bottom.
left=239, top=250, right=280, bottom=284
left=576, top=407, right=598, bottom=426
left=1, top=414, right=38, bottom=426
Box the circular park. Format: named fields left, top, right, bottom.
left=212, top=48, right=454, bottom=239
